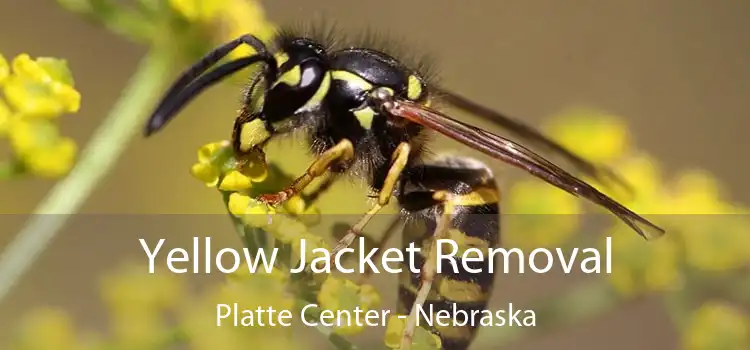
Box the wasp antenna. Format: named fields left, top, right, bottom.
left=145, top=56, right=272, bottom=136
left=144, top=35, right=275, bottom=136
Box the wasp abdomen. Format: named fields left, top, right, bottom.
left=398, top=156, right=500, bottom=350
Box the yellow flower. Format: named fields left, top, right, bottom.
left=384, top=314, right=442, bottom=349
left=544, top=107, right=631, bottom=163
left=4, top=54, right=80, bottom=118
left=0, top=98, right=11, bottom=135
left=219, top=169, right=253, bottom=191
left=216, top=0, right=277, bottom=60
left=317, top=276, right=381, bottom=335
left=268, top=215, right=309, bottom=243
left=662, top=170, right=750, bottom=271
left=182, top=271, right=299, bottom=350
left=190, top=140, right=267, bottom=190
left=668, top=170, right=730, bottom=214
left=169, top=0, right=228, bottom=22
left=13, top=308, right=79, bottom=350
left=505, top=179, right=582, bottom=249
left=99, top=264, right=185, bottom=348
left=7, top=118, right=78, bottom=177
left=608, top=153, right=666, bottom=208
left=605, top=226, right=682, bottom=297
left=227, top=192, right=277, bottom=227
left=0, top=53, right=8, bottom=84
left=100, top=263, right=184, bottom=315
left=683, top=301, right=749, bottom=350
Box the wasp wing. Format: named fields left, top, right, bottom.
left=384, top=98, right=665, bottom=240
left=434, top=88, right=633, bottom=196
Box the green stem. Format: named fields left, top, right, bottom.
left=0, top=49, right=174, bottom=303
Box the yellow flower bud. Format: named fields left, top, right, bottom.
left=4, top=54, right=80, bottom=117
left=0, top=99, right=11, bottom=135
left=219, top=0, right=277, bottom=60
left=0, top=54, right=8, bottom=85
left=684, top=301, right=749, bottom=350
left=218, top=169, right=253, bottom=191
left=242, top=203, right=276, bottom=226
left=605, top=227, right=681, bottom=297
left=317, top=276, right=382, bottom=335
left=169, top=0, right=228, bottom=22
left=384, top=314, right=442, bottom=349
left=3, top=75, right=80, bottom=118
left=7, top=118, right=78, bottom=178
left=23, top=137, right=77, bottom=178
left=282, top=195, right=306, bottom=215
left=269, top=216, right=309, bottom=244
left=190, top=162, right=220, bottom=186
left=227, top=192, right=253, bottom=217
left=18, top=308, right=78, bottom=350
left=196, top=141, right=229, bottom=163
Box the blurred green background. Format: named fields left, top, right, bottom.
left=1, top=0, right=749, bottom=349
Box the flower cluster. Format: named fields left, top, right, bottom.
left=189, top=140, right=394, bottom=344
left=683, top=300, right=749, bottom=350
left=0, top=53, right=80, bottom=179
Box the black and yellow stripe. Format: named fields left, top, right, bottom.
left=398, top=157, right=500, bottom=350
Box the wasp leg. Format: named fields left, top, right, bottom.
left=330, top=142, right=411, bottom=256
left=257, top=139, right=355, bottom=205
left=400, top=194, right=455, bottom=350
left=301, top=171, right=341, bottom=207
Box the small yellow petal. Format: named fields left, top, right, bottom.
left=0, top=54, right=8, bottom=84
left=197, top=141, right=228, bottom=163
left=227, top=192, right=252, bottom=216
left=0, top=99, right=11, bottom=135
left=18, top=308, right=78, bottom=350
left=684, top=301, right=749, bottom=350
left=169, top=0, right=227, bottom=22
left=24, top=137, right=77, bottom=178
left=282, top=196, right=306, bottom=215
left=219, top=170, right=252, bottom=191
left=219, top=0, right=277, bottom=60
left=270, top=217, right=309, bottom=243
left=384, top=315, right=407, bottom=348
left=50, top=82, right=81, bottom=113
left=190, top=162, right=220, bottom=186
left=8, top=118, right=60, bottom=155
left=3, top=75, right=70, bottom=118
left=12, top=53, right=50, bottom=82
left=384, top=315, right=443, bottom=349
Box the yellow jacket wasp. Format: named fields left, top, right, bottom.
left=144, top=24, right=665, bottom=350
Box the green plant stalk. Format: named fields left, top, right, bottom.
left=0, top=49, right=174, bottom=303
